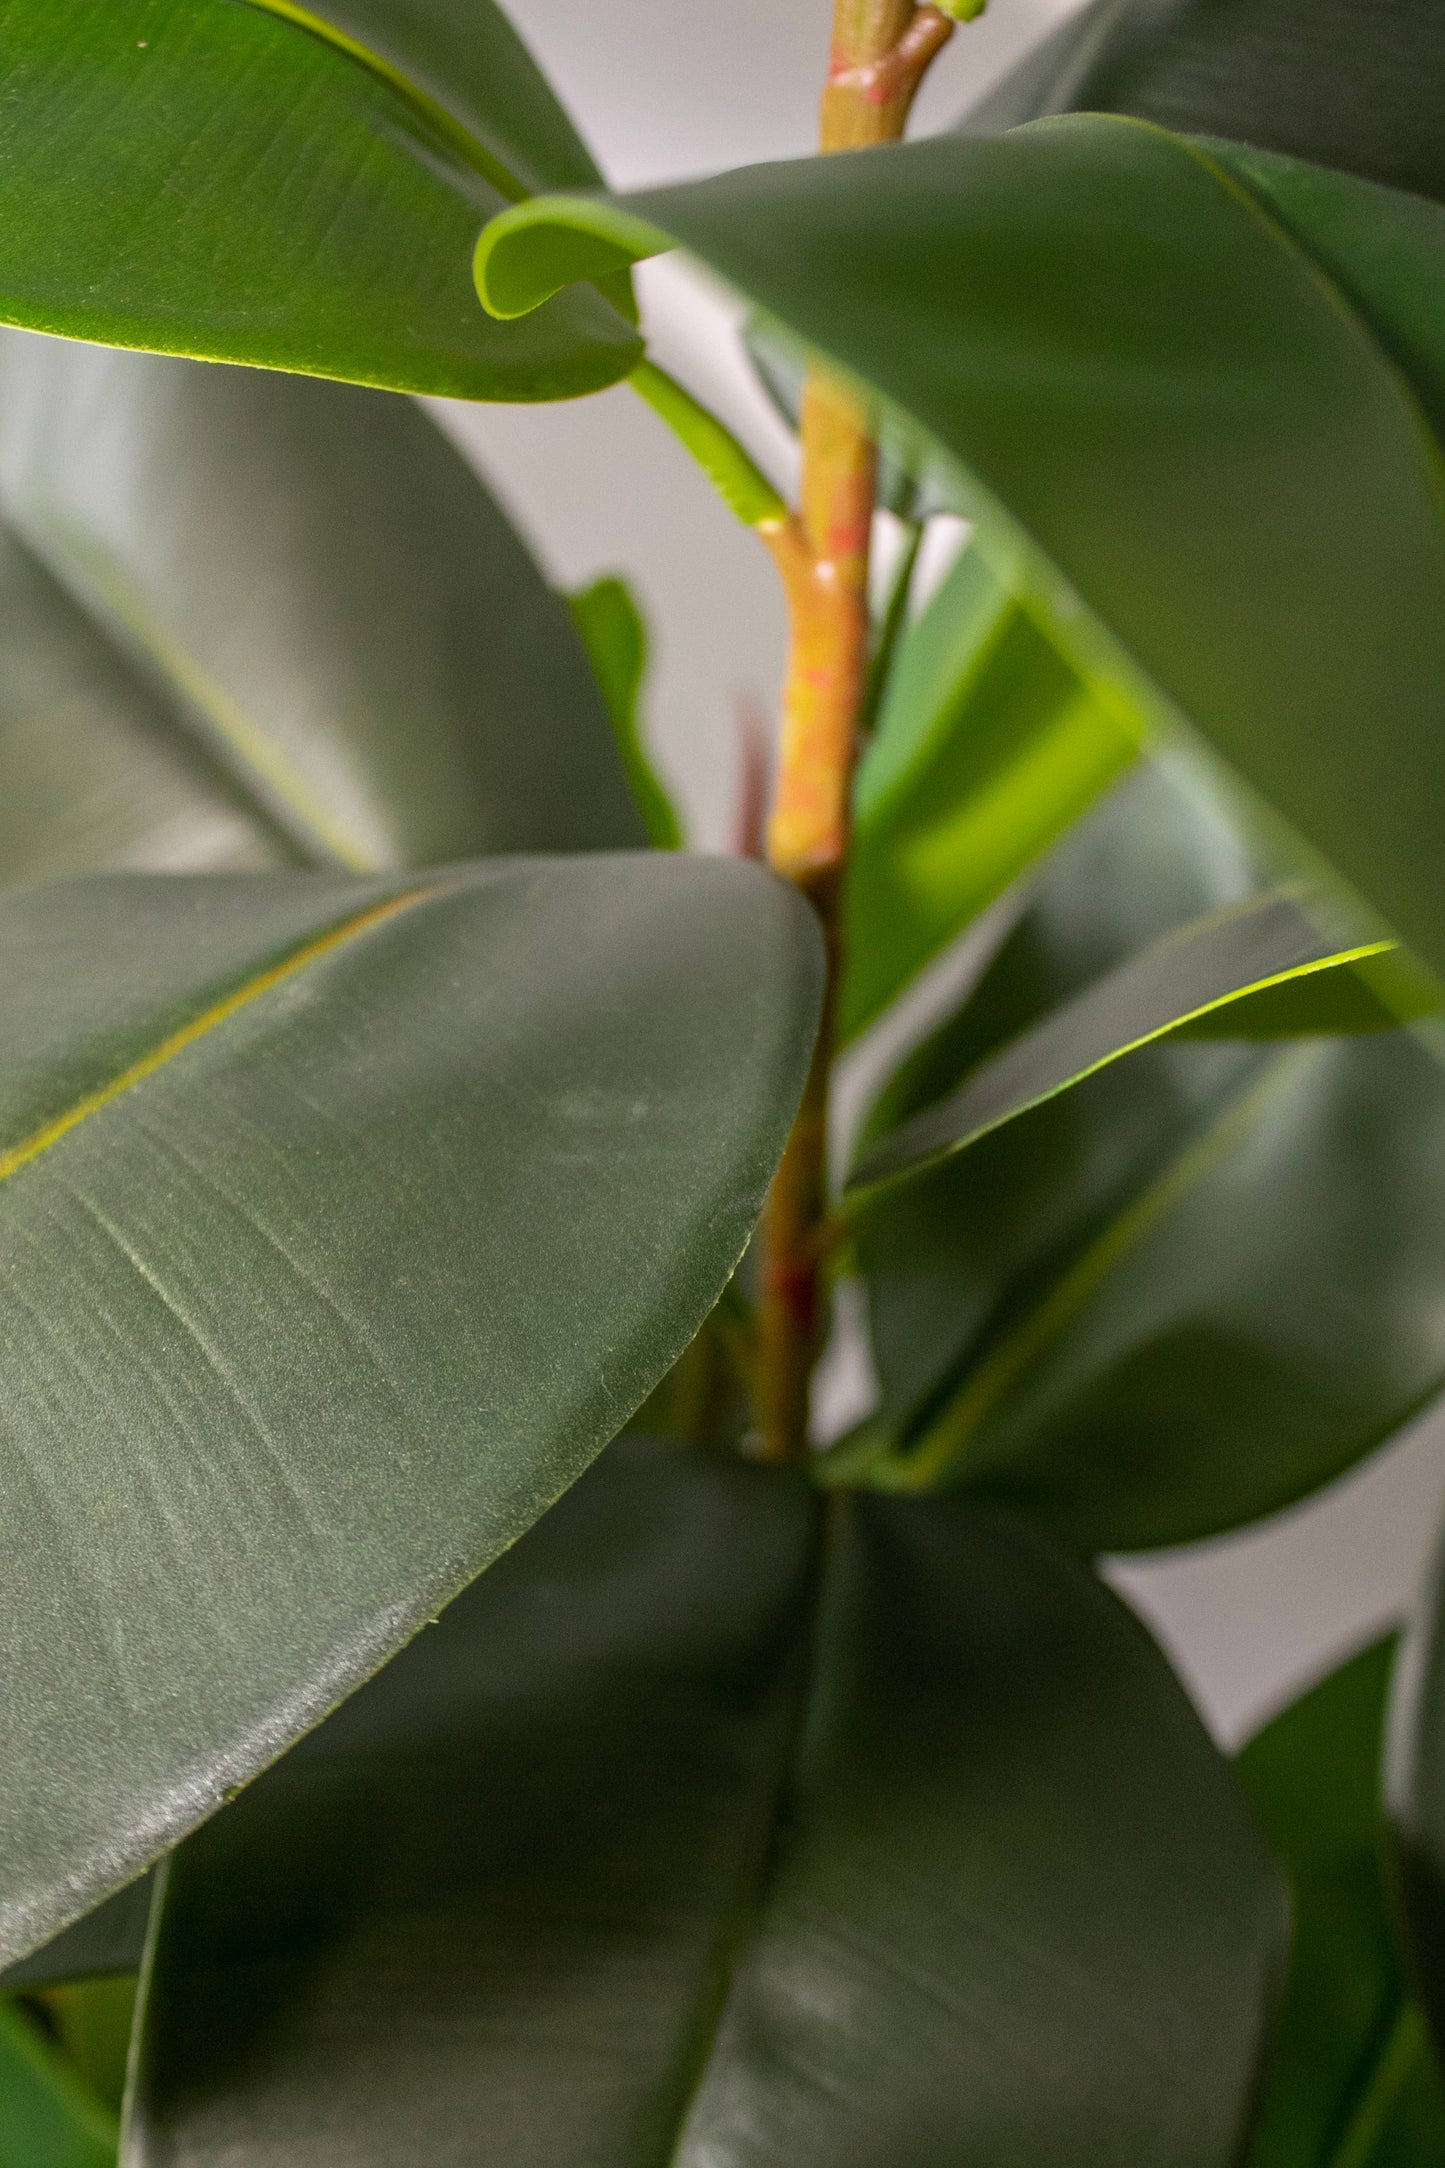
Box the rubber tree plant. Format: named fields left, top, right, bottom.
left=0, top=0, right=1444, bottom=2160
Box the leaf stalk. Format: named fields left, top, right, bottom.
left=752, top=2, right=957, bottom=1463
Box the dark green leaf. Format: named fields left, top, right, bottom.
left=1067, top=0, right=1445, bottom=207
left=475, top=121, right=1445, bottom=981
left=843, top=763, right=1445, bottom=1552
left=0, top=522, right=288, bottom=883
left=1198, top=141, right=1445, bottom=451
left=958, top=0, right=1126, bottom=136
left=0, top=1882, right=152, bottom=1996
left=568, top=577, right=683, bottom=849
left=854, top=893, right=1403, bottom=1191
left=0, top=854, right=822, bottom=1970
left=126, top=1438, right=1283, bottom=2166
left=1241, top=1639, right=1445, bottom=2168
left=0, top=335, right=644, bottom=879
left=0, top=0, right=639, bottom=397
left=843, top=540, right=1137, bottom=1041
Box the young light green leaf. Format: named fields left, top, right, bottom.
left=0, top=335, right=644, bottom=879
left=474, top=122, right=1445, bottom=985
left=631, top=361, right=788, bottom=528
left=0, top=0, right=639, bottom=397
left=0, top=856, right=822, bottom=1973
left=853, top=893, right=1403, bottom=1191
left=569, top=576, right=684, bottom=849
left=0, top=2002, right=116, bottom=2168
left=843, top=543, right=1138, bottom=1040
left=124, top=1439, right=1283, bottom=2168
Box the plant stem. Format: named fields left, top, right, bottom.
left=753, top=3, right=956, bottom=1464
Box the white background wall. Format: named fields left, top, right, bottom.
left=435, top=0, right=1445, bottom=1746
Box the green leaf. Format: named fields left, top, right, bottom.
left=1241, top=1639, right=1445, bottom=2168
left=842, top=762, right=1445, bottom=1552
left=0, top=523, right=288, bottom=884
left=842, top=540, right=1137, bottom=1041
left=0, top=0, right=639, bottom=398
left=0, top=1883, right=152, bottom=1996
left=568, top=576, right=683, bottom=849
left=1063, top=0, right=1445, bottom=207
left=42, top=1980, right=137, bottom=2120
left=0, top=2002, right=116, bottom=2168
left=0, top=335, right=645, bottom=879
left=853, top=893, right=1406, bottom=1191
left=474, top=121, right=1445, bottom=982
left=0, top=855, right=822, bottom=1971
left=243, top=0, right=607, bottom=201
left=125, top=1437, right=1283, bottom=2166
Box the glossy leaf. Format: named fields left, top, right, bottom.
left=0, top=0, right=638, bottom=397
left=0, top=2002, right=116, bottom=2168
left=126, top=1436, right=1283, bottom=2167
left=1241, top=1639, right=1445, bottom=2168
left=854, top=893, right=1398, bottom=1190
left=0, top=855, right=822, bottom=1971
left=0, top=335, right=644, bottom=879
left=568, top=577, right=683, bottom=849
left=245, top=0, right=605, bottom=201
left=475, top=121, right=1445, bottom=981
left=843, top=762, right=1445, bottom=1552
left=843, top=540, right=1137, bottom=1040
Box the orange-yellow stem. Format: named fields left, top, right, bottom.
left=753, top=3, right=955, bottom=1464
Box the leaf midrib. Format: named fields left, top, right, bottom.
left=0, top=883, right=436, bottom=1190
left=237, top=0, right=527, bottom=205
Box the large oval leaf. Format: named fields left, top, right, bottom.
left=475, top=120, right=1445, bottom=980
left=843, top=762, right=1445, bottom=1552
left=0, top=335, right=644, bottom=878
left=1242, top=1639, right=1445, bottom=2168
left=0, top=855, right=821, bottom=1971
left=123, top=1435, right=1283, bottom=2167
left=0, top=0, right=638, bottom=396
